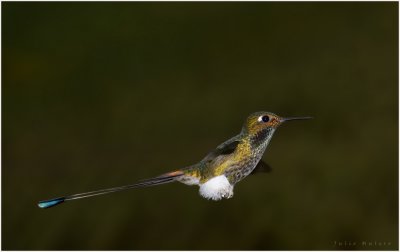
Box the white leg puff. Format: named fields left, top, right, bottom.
left=199, top=175, right=234, bottom=201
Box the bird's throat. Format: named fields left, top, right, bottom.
left=250, top=128, right=275, bottom=149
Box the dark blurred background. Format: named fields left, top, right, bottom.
left=2, top=2, right=398, bottom=250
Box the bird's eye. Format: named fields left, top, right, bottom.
left=258, top=115, right=270, bottom=123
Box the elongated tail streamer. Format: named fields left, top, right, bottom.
left=38, top=172, right=183, bottom=209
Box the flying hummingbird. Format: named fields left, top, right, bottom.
left=38, top=111, right=311, bottom=208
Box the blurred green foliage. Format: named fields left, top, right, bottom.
left=2, top=2, right=398, bottom=250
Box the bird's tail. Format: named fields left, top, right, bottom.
left=38, top=170, right=184, bottom=209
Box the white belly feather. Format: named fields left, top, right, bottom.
left=199, top=175, right=234, bottom=201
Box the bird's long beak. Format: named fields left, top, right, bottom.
left=281, top=116, right=313, bottom=122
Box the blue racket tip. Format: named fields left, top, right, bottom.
left=38, top=197, right=65, bottom=209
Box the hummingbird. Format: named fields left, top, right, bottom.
left=38, top=111, right=311, bottom=208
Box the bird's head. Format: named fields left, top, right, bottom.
left=243, top=111, right=312, bottom=136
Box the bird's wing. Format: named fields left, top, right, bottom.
left=201, top=139, right=241, bottom=163
left=250, top=160, right=272, bottom=175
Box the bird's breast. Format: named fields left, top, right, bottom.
left=222, top=141, right=267, bottom=184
